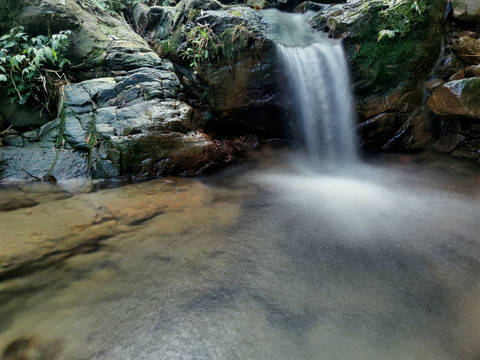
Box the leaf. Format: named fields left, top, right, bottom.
left=0, top=74, right=7, bottom=81
left=15, top=54, right=24, bottom=63
left=4, top=41, right=15, bottom=48
left=377, top=29, right=397, bottom=42
left=0, top=65, right=5, bottom=72
left=45, top=47, right=54, bottom=62
left=0, top=34, right=10, bottom=41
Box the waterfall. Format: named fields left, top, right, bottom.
left=264, top=10, right=358, bottom=164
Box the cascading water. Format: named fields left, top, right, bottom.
left=264, top=10, right=357, bottom=163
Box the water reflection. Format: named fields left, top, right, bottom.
left=1, top=151, right=480, bottom=360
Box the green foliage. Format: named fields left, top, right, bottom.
left=376, top=0, right=427, bottom=41
left=181, top=23, right=220, bottom=73
left=220, top=24, right=251, bottom=67
left=0, top=26, right=71, bottom=110
left=159, top=27, right=183, bottom=57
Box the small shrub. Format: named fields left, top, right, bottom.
left=181, top=23, right=220, bottom=73
left=0, top=26, right=71, bottom=113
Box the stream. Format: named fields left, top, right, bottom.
left=1, top=150, right=480, bottom=360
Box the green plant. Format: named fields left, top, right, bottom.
left=181, top=23, right=220, bottom=73
left=377, top=0, right=427, bottom=41
left=220, top=23, right=251, bottom=67
left=0, top=26, right=71, bottom=113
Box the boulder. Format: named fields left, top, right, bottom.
left=6, top=0, right=165, bottom=79
left=452, top=0, right=480, bottom=22
left=427, top=78, right=480, bottom=119
left=450, top=32, right=480, bottom=65
left=144, top=2, right=284, bottom=137
left=4, top=67, right=239, bottom=181
left=0, top=99, right=52, bottom=130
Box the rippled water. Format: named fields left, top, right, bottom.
left=1, top=151, right=480, bottom=360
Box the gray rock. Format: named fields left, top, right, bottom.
left=0, top=99, right=52, bottom=129
left=0, top=147, right=87, bottom=182
left=453, top=0, right=480, bottom=22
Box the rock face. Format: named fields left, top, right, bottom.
left=139, top=0, right=284, bottom=137
left=452, top=0, right=480, bottom=22
left=0, top=0, right=239, bottom=182
left=427, top=78, right=480, bottom=119
left=313, top=0, right=445, bottom=150
left=424, top=1, right=480, bottom=160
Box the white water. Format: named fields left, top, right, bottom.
left=265, top=10, right=357, bottom=163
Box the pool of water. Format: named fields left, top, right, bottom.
left=1, top=150, right=480, bottom=360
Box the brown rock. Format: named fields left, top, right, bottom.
left=427, top=78, right=480, bottom=119
left=451, top=34, right=480, bottom=65
left=357, top=113, right=402, bottom=148
left=451, top=148, right=479, bottom=159
left=425, top=79, right=446, bottom=93
left=449, top=69, right=465, bottom=81
left=465, top=65, right=480, bottom=77
left=433, top=134, right=465, bottom=152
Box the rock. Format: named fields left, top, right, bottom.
left=2, top=135, right=23, bottom=147
left=147, top=3, right=283, bottom=137
left=2, top=336, right=63, bottom=360
left=0, top=177, right=238, bottom=280
left=6, top=0, right=166, bottom=79
left=450, top=32, right=480, bottom=64
left=357, top=113, right=403, bottom=148
left=427, top=78, right=480, bottom=119
left=452, top=0, right=480, bottom=22
left=0, top=99, right=52, bottom=129
left=0, top=148, right=88, bottom=182
left=425, top=79, right=446, bottom=92
left=449, top=69, right=466, bottom=81
left=433, top=134, right=465, bottom=152
left=465, top=64, right=480, bottom=77
left=451, top=148, right=479, bottom=159
left=295, top=2, right=327, bottom=13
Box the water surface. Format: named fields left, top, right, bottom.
left=1, top=151, right=480, bottom=360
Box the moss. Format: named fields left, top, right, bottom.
left=349, top=38, right=417, bottom=93
left=343, top=0, right=439, bottom=96
left=462, top=78, right=480, bottom=112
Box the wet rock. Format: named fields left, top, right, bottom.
left=433, top=134, right=466, bottom=152
left=449, top=69, right=466, bottom=81
left=427, top=78, right=480, bottom=119
left=2, top=336, right=63, bottom=360
left=425, top=79, right=446, bottom=93
left=465, top=64, right=480, bottom=77
left=450, top=32, right=480, bottom=65
left=146, top=2, right=283, bottom=137
left=0, top=178, right=238, bottom=280
left=452, top=0, right=480, bottom=22
left=357, top=113, right=402, bottom=149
